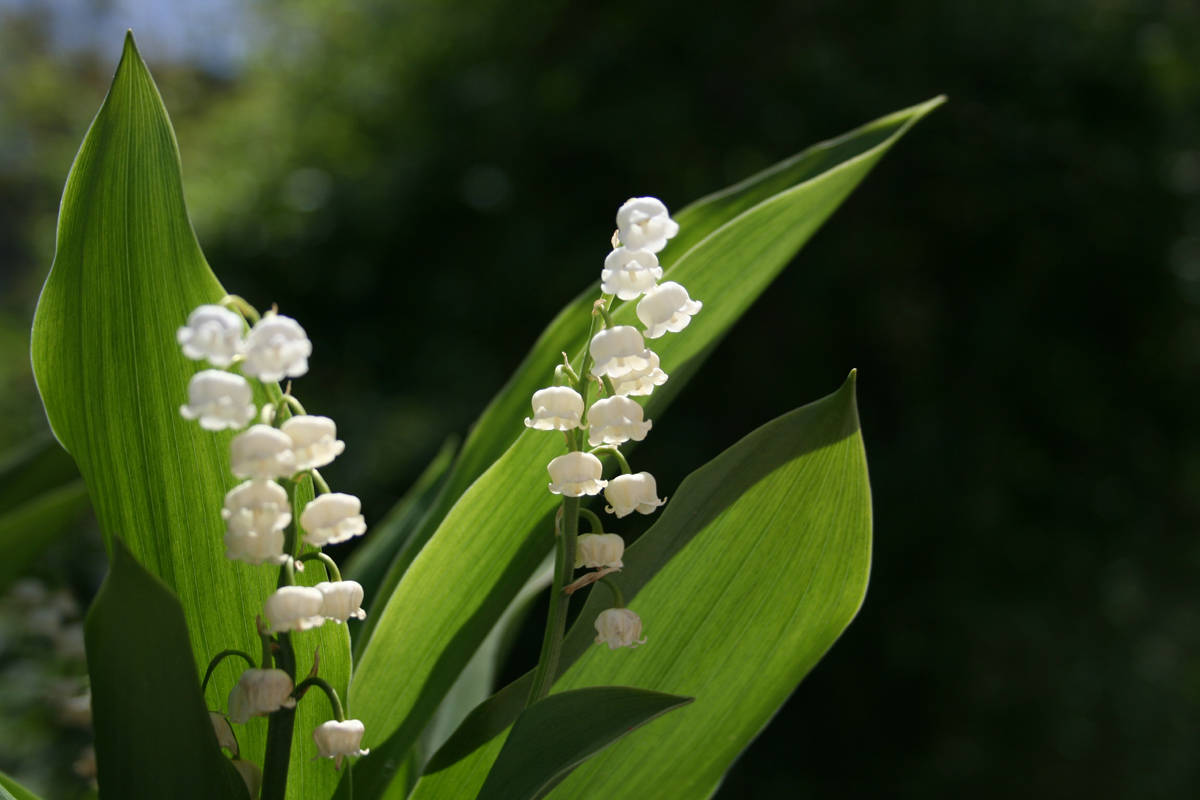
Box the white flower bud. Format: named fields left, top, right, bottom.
left=176, top=305, right=244, bottom=367
left=616, top=197, right=679, bottom=254
left=264, top=586, right=326, bottom=634
left=605, top=472, right=667, bottom=518
left=312, top=719, right=370, bottom=770
left=589, top=326, right=652, bottom=380
left=300, top=494, right=367, bottom=547
left=547, top=451, right=608, bottom=497
left=281, top=415, right=345, bottom=471
left=610, top=350, right=668, bottom=396
left=179, top=370, right=256, bottom=431
left=316, top=580, right=367, bottom=623
left=601, top=247, right=662, bottom=300
left=243, top=314, right=312, bottom=383
left=234, top=759, right=262, bottom=799
left=524, top=386, right=584, bottom=431
left=210, top=711, right=238, bottom=755
left=587, top=396, right=652, bottom=447
left=227, top=669, right=296, bottom=724
left=594, top=607, right=646, bottom=650
left=636, top=281, right=703, bottom=339
left=575, top=533, right=625, bottom=569
left=222, top=480, right=291, bottom=565
left=230, top=425, right=296, bottom=480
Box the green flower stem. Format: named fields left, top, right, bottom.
left=294, top=677, right=346, bottom=722
left=297, top=551, right=342, bottom=582
left=590, top=445, right=632, bottom=475
left=564, top=431, right=580, bottom=453
left=281, top=394, right=307, bottom=416
left=595, top=299, right=616, bottom=330
left=527, top=496, right=580, bottom=705
left=578, top=507, right=604, bottom=534
left=200, top=649, right=257, bottom=696
left=601, top=375, right=618, bottom=397
left=219, top=294, right=261, bottom=324
left=311, top=468, right=331, bottom=495
left=600, top=576, right=625, bottom=608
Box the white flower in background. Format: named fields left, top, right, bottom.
left=312, top=719, right=370, bottom=770
left=594, top=607, right=646, bottom=650
left=547, top=452, right=608, bottom=497
left=227, top=669, right=296, bottom=724
left=316, top=580, right=367, bottom=623
left=605, top=472, right=667, bottom=518
left=230, top=425, right=296, bottom=480
left=176, top=305, right=244, bottom=367
left=179, top=370, right=256, bottom=431
left=636, top=281, right=703, bottom=339
left=264, top=586, right=326, bottom=634
left=233, top=760, right=262, bottom=799
left=210, top=712, right=238, bottom=755
left=616, top=197, right=679, bottom=254
left=587, top=396, right=652, bottom=447
left=243, top=314, right=312, bottom=382
left=611, top=350, right=668, bottom=396
left=576, top=533, right=625, bottom=569
left=524, top=386, right=584, bottom=431
left=222, top=480, right=291, bottom=565
left=281, top=415, right=345, bottom=471
left=589, top=326, right=652, bottom=379
left=300, top=494, right=367, bottom=547
left=601, top=247, right=663, bottom=300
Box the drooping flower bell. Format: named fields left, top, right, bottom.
left=280, top=415, right=345, bottom=471
left=589, top=326, right=652, bottom=380
left=616, top=197, right=679, bottom=254
left=316, top=580, right=367, bottom=623
left=263, top=586, right=326, bottom=634
left=227, top=668, right=297, bottom=724
left=610, top=350, right=668, bottom=397
left=587, top=396, right=652, bottom=447
left=576, top=532, right=625, bottom=569
left=547, top=452, right=608, bottom=497
left=210, top=711, right=238, bottom=755
left=524, top=386, right=584, bottom=431
left=300, top=493, right=367, bottom=547
left=242, top=314, right=312, bottom=383
left=179, top=370, right=257, bottom=431
left=312, top=719, right=370, bottom=770
left=177, top=305, right=244, bottom=367
left=230, top=425, right=296, bottom=480
left=232, top=760, right=262, bottom=799
left=601, top=247, right=663, bottom=300
left=222, top=480, right=291, bottom=565
left=604, top=472, right=667, bottom=518
left=636, top=281, right=703, bottom=339
left=594, top=607, right=646, bottom=650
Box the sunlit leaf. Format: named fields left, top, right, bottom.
left=0, top=771, right=45, bottom=800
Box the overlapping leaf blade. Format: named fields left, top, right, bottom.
left=0, top=772, right=44, bottom=800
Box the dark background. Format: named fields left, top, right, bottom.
left=1, top=0, right=1198, bottom=797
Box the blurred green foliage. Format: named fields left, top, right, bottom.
left=2, top=0, right=1200, bottom=797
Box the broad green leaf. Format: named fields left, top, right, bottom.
left=344, top=100, right=936, bottom=800
left=0, top=478, right=88, bottom=591
left=476, top=687, right=693, bottom=800
left=86, top=538, right=248, bottom=799
left=29, top=33, right=349, bottom=798
left=412, top=372, right=870, bottom=799
left=0, top=771, right=44, bottom=800
left=0, top=433, right=81, bottom=517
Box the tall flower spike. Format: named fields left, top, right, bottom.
left=636, top=281, right=703, bottom=339
left=589, top=326, right=652, bottom=379
left=524, top=386, right=585, bottom=431
left=547, top=452, right=608, bottom=497
left=177, top=305, right=244, bottom=367
left=594, top=607, right=646, bottom=650
left=587, top=396, right=652, bottom=447
left=281, top=415, right=345, bottom=471
left=230, top=425, right=296, bottom=480
left=222, top=480, right=291, bottom=565
left=312, top=719, right=370, bottom=770
left=179, top=370, right=257, bottom=431
left=264, top=586, right=326, bottom=634
left=227, top=669, right=296, bottom=724
left=601, top=247, right=663, bottom=300
left=604, top=472, right=667, bottom=517
left=300, top=493, right=367, bottom=547
left=616, top=197, right=679, bottom=254
left=316, top=580, right=367, bottom=623
left=576, top=532, right=625, bottom=569
left=243, top=314, right=312, bottom=382
left=611, top=350, right=668, bottom=396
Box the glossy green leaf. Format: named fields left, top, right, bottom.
left=0, top=771, right=45, bottom=800
left=344, top=100, right=937, bottom=800
left=476, top=687, right=692, bottom=800
left=0, top=478, right=88, bottom=591
left=29, top=33, right=349, bottom=798
left=0, top=433, right=81, bottom=517
left=86, top=538, right=248, bottom=799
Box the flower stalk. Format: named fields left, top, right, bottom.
left=527, top=497, right=580, bottom=705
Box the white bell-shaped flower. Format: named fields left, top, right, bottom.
left=313, top=719, right=370, bottom=770
left=227, top=668, right=296, bottom=724
left=611, top=350, right=668, bottom=396
left=316, top=580, right=367, bottom=623
left=636, top=281, right=703, bottom=339
left=601, top=247, right=663, bottom=300
left=264, top=586, right=326, bottom=634
left=210, top=712, right=238, bottom=755
left=616, top=197, right=679, bottom=254
left=575, top=532, right=625, bottom=569
left=587, top=396, right=652, bottom=447
left=281, top=415, right=345, bottom=471
left=547, top=452, right=608, bottom=497
left=222, top=480, right=291, bottom=565
left=300, top=493, right=367, bottom=547
left=243, top=314, right=312, bottom=382
left=233, top=760, right=262, bottom=799
left=177, top=305, right=244, bottom=367
left=605, top=472, right=667, bottom=518
left=594, top=607, right=646, bottom=650
left=230, top=425, right=296, bottom=480
left=589, top=326, right=652, bottom=380
left=179, top=370, right=257, bottom=431
left=524, top=386, right=584, bottom=431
